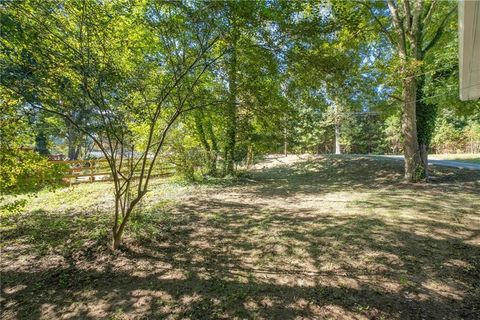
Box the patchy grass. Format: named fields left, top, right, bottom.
left=1, top=155, right=479, bottom=319
left=430, top=153, right=480, bottom=164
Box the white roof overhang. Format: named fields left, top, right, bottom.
left=459, top=0, right=480, bottom=101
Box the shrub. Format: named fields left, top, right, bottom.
left=0, top=148, right=66, bottom=195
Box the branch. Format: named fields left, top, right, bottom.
left=403, top=0, right=412, bottom=32
left=13, top=94, right=105, bottom=157
left=15, top=4, right=82, bottom=58
left=140, top=49, right=225, bottom=191
left=136, top=33, right=223, bottom=193
left=357, top=0, right=396, bottom=45
left=388, top=93, right=403, bottom=102
left=387, top=0, right=407, bottom=58
left=1, top=86, right=125, bottom=195
left=141, top=108, right=182, bottom=192
left=423, top=0, right=436, bottom=26
left=180, top=100, right=226, bottom=114
left=410, top=0, right=424, bottom=37
left=422, top=6, right=455, bottom=54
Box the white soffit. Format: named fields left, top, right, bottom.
left=459, top=0, right=480, bottom=101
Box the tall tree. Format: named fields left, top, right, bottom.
left=225, top=4, right=239, bottom=175
left=2, top=0, right=224, bottom=249
left=363, top=0, right=455, bottom=181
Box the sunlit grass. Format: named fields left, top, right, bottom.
left=1, top=155, right=479, bottom=319
left=430, top=153, right=480, bottom=164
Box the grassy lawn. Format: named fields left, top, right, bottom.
left=430, top=153, right=480, bottom=164
left=1, top=155, right=479, bottom=319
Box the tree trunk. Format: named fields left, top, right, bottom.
left=415, top=76, right=437, bottom=181
left=194, top=111, right=217, bottom=176
left=335, top=122, right=341, bottom=155
left=333, top=100, right=341, bottom=155
left=419, top=142, right=428, bottom=178
left=35, top=131, right=49, bottom=156
left=246, top=144, right=253, bottom=168
left=225, top=25, right=237, bottom=176
left=402, top=77, right=423, bottom=182
left=75, top=145, right=81, bottom=160
left=67, top=143, right=81, bottom=160
left=284, top=127, right=288, bottom=157
left=206, top=120, right=219, bottom=176
left=112, top=231, right=122, bottom=250
left=111, top=200, right=135, bottom=250
left=112, top=196, right=123, bottom=250
left=68, top=145, right=75, bottom=160
left=67, top=126, right=81, bottom=160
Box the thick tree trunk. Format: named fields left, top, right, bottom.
left=402, top=77, right=423, bottom=182
left=386, top=0, right=427, bottom=182
left=415, top=76, right=437, bottom=181
left=68, top=145, right=74, bottom=160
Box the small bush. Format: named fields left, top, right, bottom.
left=0, top=149, right=67, bottom=195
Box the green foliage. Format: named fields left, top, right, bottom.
left=341, top=114, right=387, bottom=154
left=0, top=149, right=66, bottom=195
left=431, top=110, right=480, bottom=154
left=34, top=131, right=49, bottom=155
left=289, top=102, right=333, bottom=154
left=384, top=114, right=403, bottom=154
left=0, top=100, right=66, bottom=195
left=167, top=127, right=204, bottom=182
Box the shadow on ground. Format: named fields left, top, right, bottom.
left=1, top=155, right=479, bottom=319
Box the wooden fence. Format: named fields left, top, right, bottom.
left=49, top=159, right=175, bottom=184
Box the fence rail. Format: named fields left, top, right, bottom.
left=50, top=159, right=175, bottom=184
